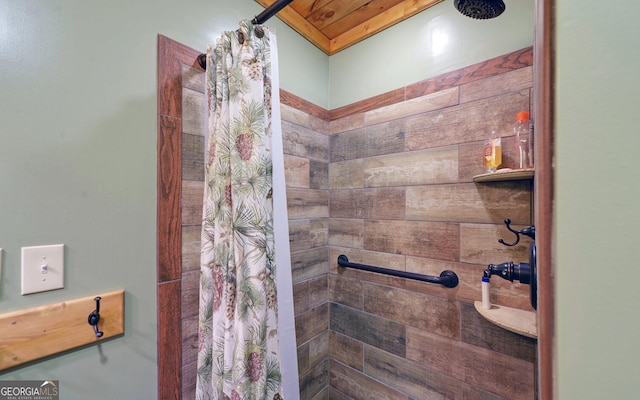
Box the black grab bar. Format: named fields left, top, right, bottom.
left=337, top=255, right=459, bottom=288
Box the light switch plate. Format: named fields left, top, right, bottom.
left=21, top=244, right=64, bottom=295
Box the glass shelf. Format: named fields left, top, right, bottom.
left=473, top=168, right=534, bottom=183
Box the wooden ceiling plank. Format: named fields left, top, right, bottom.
left=256, top=0, right=331, bottom=53
left=290, top=0, right=332, bottom=19
left=329, top=0, right=445, bottom=54
left=320, top=0, right=406, bottom=39
left=306, top=0, right=371, bottom=31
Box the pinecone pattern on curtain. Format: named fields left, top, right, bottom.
left=196, top=20, right=283, bottom=400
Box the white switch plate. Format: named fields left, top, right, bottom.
left=21, top=244, right=64, bottom=295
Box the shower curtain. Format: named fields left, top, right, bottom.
left=196, top=20, right=297, bottom=400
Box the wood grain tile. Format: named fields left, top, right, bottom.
left=329, top=159, right=363, bottom=189
left=364, top=220, right=460, bottom=261
left=406, top=326, right=534, bottom=400
left=182, top=361, right=197, bottom=400
left=329, top=359, right=409, bottom=400
left=286, top=188, right=329, bottom=220
left=297, top=341, right=310, bottom=373
left=310, top=218, right=329, bottom=247
left=329, top=113, right=365, bottom=135
left=289, top=219, right=311, bottom=252
left=329, top=273, right=363, bottom=309
left=330, top=188, right=405, bottom=220
left=181, top=269, right=200, bottom=319
left=364, top=87, right=459, bottom=127
left=308, top=331, right=329, bottom=370
left=364, top=345, right=460, bottom=400
left=291, top=246, right=330, bottom=284
left=330, top=360, right=407, bottom=400
left=309, top=114, right=330, bottom=135
left=405, top=91, right=530, bottom=151
left=329, top=218, right=363, bottom=249
left=294, top=280, right=310, bottom=316
left=364, top=283, right=461, bottom=339
left=405, top=47, right=532, bottom=101
left=182, top=87, right=206, bottom=136
left=330, top=302, right=406, bottom=357
left=281, top=89, right=329, bottom=121
left=329, top=128, right=366, bottom=162
left=282, top=120, right=330, bottom=161
left=181, top=225, right=201, bottom=273
left=181, top=315, right=199, bottom=366
left=299, top=358, right=329, bottom=400
left=406, top=182, right=531, bottom=224
left=310, top=160, right=329, bottom=189
left=363, top=146, right=458, bottom=188
left=281, top=103, right=311, bottom=127
left=181, top=64, right=205, bottom=93
left=363, top=121, right=406, bottom=158
left=181, top=133, right=205, bottom=181
left=309, top=275, right=329, bottom=308
left=459, top=66, right=532, bottom=104
left=285, top=154, right=311, bottom=188
left=330, top=87, right=405, bottom=120
left=181, top=179, right=204, bottom=226
left=462, top=385, right=508, bottom=400
left=157, top=280, right=181, bottom=399
left=296, top=303, right=329, bottom=345
left=329, top=331, right=363, bottom=372
left=158, top=114, right=182, bottom=283
left=309, top=387, right=329, bottom=400
left=330, top=120, right=405, bottom=162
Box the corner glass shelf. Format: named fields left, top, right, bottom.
left=474, top=301, right=537, bottom=339
left=473, top=168, right=534, bottom=183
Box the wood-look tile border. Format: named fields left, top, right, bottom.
left=158, top=34, right=202, bottom=400
left=330, top=46, right=532, bottom=120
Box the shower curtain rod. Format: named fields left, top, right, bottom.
left=197, top=0, right=294, bottom=69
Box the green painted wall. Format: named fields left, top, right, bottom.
left=555, top=0, right=640, bottom=398
left=328, top=0, right=534, bottom=109
left=0, top=1, right=324, bottom=398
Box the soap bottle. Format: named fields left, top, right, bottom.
left=514, top=111, right=534, bottom=169
left=483, top=131, right=501, bottom=173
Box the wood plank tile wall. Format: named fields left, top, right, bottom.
left=281, top=104, right=332, bottom=400
left=175, top=45, right=536, bottom=400
left=327, top=47, right=537, bottom=400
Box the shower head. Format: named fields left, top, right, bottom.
left=454, top=0, right=505, bottom=19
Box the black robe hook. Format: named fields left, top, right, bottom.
left=88, top=296, right=104, bottom=338
left=498, top=218, right=535, bottom=247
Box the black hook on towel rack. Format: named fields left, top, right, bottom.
left=88, top=296, right=104, bottom=338
left=337, top=255, right=459, bottom=288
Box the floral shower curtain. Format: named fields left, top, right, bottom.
left=196, top=20, right=284, bottom=400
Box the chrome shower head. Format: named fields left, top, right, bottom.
left=454, top=0, right=505, bottom=20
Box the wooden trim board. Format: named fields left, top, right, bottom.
left=0, top=290, right=124, bottom=371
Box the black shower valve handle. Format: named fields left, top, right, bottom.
left=486, top=261, right=532, bottom=285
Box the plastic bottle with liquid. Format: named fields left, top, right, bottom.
left=514, top=111, right=534, bottom=169
left=483, top=131, right=502, bottom=173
